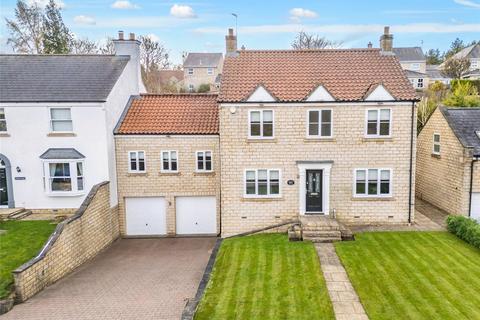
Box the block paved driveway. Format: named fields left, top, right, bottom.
left=2, top=237, right=216, bottom=320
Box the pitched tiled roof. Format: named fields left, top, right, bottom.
left=0, top=54, right=129, bottom=102
left=218, top=49, right=417, bottom=102
left=440, top=107, right=480, bottom=156
left=116, top=94, right=218, bottom=135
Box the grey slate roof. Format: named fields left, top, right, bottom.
left=40, top=148, right=85, bottom=159
left=392, top=47, right=425, bottom=61
left=183, top=53, right=223, bottom=68
left=404, top=70, right=427, bottom=78
left=426, top=65, right=450, bottom=80
left=451, top=44, right=480, bottom=59
left=0, top=54, right=129, bottom=102
left=440, top=107, right=480, bottom=156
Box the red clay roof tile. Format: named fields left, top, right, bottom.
left=116, top=93, right=218, bottom=135
left=218, top=49, right=418, bottom=102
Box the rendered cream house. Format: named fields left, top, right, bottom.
left=416, top=107, right=480, bottom=221
left=115, top=30, right=419, bottom=237
left=0, top=32, right=145, bottom=211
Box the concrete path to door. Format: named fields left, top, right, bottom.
left=3, top=238, right=216, bottom=320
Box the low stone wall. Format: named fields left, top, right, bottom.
left=13, top=181, right=119, bottom=302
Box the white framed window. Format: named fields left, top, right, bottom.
left=50, top=108, right=73, bottom=132
left=244, top=169, right=281, bottom=197
left=43, top=160, right=84, bottom=195
left=417, top=78, right=424, bottom=88
left=161, top=150, right=178, bottom=172
left=0, top=108, right=7, bottom=132
left=188, top=68, right=194, bottom=75
left=354, top=168, right=392, bottom=197
left=249, top=110, right=274, bottom=138
left=196, top=151, right=213, bottom=172
left=366, top=108, right=391, bottom=137
left=307, top=109, right=333, bottom=138
left=433, top=133, right=441, bottom=155
left=128, top=151, right=146, bottom=173
left=471, top=60, right=478, bottom=70
left=410, top=63, right=420, bottom=71
left=207, top=68, right=214, bottom=75
left=188, top=84, right=195, bottom=92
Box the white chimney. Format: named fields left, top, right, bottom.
left=113, top=31, right=146, bottom=93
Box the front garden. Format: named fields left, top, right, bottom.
left=0, top=220, right=56, bottom=299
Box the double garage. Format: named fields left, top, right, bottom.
left=125, top=196, right=217, bottom=236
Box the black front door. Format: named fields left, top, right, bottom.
left=306, top=170, right=323, bottom=213
left=0, top=160, right=8, bottom=206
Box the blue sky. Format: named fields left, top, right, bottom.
left=1, top=0, right=479, bottom=63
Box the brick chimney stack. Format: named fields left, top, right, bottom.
left=379, top=26, right=393, bottom=53
left=225, top=28, right=238, bottom=57
left=367, top=42, right=373, bottom=49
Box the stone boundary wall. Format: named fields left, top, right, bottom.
left=12, top=181, right=119, bottom=302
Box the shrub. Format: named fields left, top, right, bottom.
left=197, top=83, right=211, bottom=93
left=451, top=79, right=480, bottom=93
left=446, top=215, right=480, bottom=249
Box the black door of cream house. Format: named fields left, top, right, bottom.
left=306, top=169, right=323, bottom=213
left=0, top=160, right=8, bottom=206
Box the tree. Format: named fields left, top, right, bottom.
left=425, top=49, right=443, bottom=65
left=292, top=31, right=342, bottom=49
left=417, top=97, right=437, bottom=133
left=139, top=35, right=171, bottom=93
left=444, top=38, right=465, bottom=59
left=5, top=0, right=44, bottom=53
left=98, top=38, right=115, bottom=54
left=443, top=81, right=480, bottom=107
left=42, top=0, right=71, bottom=54
left=69, top=38, right=99, bottom=54
left=442, top=57, right=471, bottom=79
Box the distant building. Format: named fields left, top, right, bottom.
left=442, top=43, right=480, bottom=80
left=183, top=52, right=223, bottom=92
left=155, top=69, right=184, bottom=92
left=392, top=47, right=428, bottom=90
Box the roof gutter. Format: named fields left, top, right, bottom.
left=468, top=156, right=479, bottom=217
left=408, top=100, right=415, bottom=224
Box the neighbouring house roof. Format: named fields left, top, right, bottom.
left=115, top=94, right=219, bottom=135
left=440, top=107, right=480, bottom=156
left=0, top=54, right=129, bottom=103
left=463, top=69, right=480, bottom=79
left=451, top=44, right=480, bottom=60
left=40, top=148, right=85, bottom=159
left=155, top=70, right=184, bottom=85
left=218, top=49, right=418, bottom=102
left=404, top=70, right=427, bottom=78
left=183, top=53, right=223, bottom=68
left=426, top=65, right=450, bottom=80
left=392, top=47, right=426, bottom=61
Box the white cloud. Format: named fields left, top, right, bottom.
left=73, top=15, right=96, bottom=25
left=170, top=4, right=197, bottom=18
left=289, top=8, right=318, bottom=22
left=28, top=0, right=65, bottom=8
left=146, top=33, right=160, bottom=42
left=111, top=1, right=140, bottom=9
left=453, top=0, right=480, bottom=8
left=194, top=23, right=480, bottom=35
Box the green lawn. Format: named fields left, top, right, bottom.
left=195, top=234, right=335, bottom=320
left=335, top=232, right=480, bottom=320
left=0, top=220, right=57, bottom=299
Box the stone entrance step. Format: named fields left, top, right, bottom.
left=298, top=216, right=354, bottom=243
left=7, top=208, right=32, bottom=220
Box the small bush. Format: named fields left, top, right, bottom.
left=446, top=215, right=480, bottom=249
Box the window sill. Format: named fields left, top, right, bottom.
left=351, top=196, right=395, bottom=201
left=0, top=132, right=10, bottom=137
left=246, top=138, right=277, bottom=143
left=304, top=137, right=335, bottom=142
left=362, top=137, right=393, bottom=142
left=431, top=153, right=441, bottom=159
left=47, top=191, right=85, bottom=197
left=159, top=171, right=180, bottom=176
left=242, top=196, right=283, bottom=202
left=47, top=132, right=76, bottom=137
left=127, top=172, right=148, bottom=176
left=194, top=171, right=215, bottom=176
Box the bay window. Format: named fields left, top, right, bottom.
left=43, top=161, right=84, bottom=194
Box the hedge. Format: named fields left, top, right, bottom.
left=446, top=215, right=480, bottom=249
left=450, top=79, right=480, bottom=93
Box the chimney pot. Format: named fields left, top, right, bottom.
left=228, top=28, right=234, bottom=36
left=118, top=30, right=124, bottom=40
left=367, top=42, right=372, bottom=48
left=129, top=33, right=135, bottom=41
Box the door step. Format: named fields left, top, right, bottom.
left=296, top=216, right=353, bottom=242
left=8, top=209, right=33, bottom=220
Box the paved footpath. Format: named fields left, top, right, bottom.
left=316, top=243, right=369, bottom=320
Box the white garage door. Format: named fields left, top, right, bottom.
left=472, top=193, right=480, bottom=222
left=125, top=197, right=167, bottom=236
left=176, top=196, right=216, bottom=235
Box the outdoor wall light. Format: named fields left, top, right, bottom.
left=16, top=166, right=21, bottom=173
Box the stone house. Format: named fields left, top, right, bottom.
left=115, top=29, right=419, bottom=237
left=114, top=94, right=220, bottom=236
left=416, top=107, right=480, bottom=220
left=183, top=53, right=223, bottom=92
left=0, top=31, right=144, bottom=213
left=443, top=43, right=480, bottom=79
